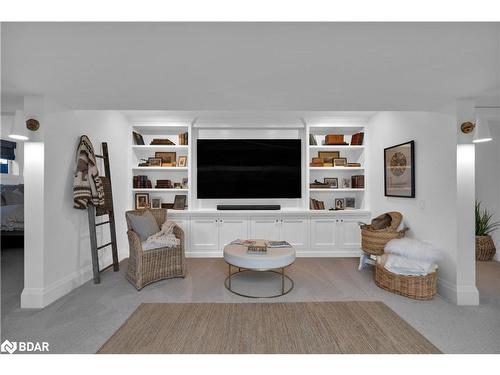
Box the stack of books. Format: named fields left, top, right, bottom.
left=310, top=157, right=324, bottom=167
left=247, top=244, right=268, bottom=254
left=324, top=134, right=348, bottom=145
left=133, top=175, right=152, bottom=188
left=155, top=179, right=172, bottom=189
left=150, top=138, right=175, bottom=145
left=178, top=132, right=188, bottom=145
left=351, top=175, right=365, bottom=188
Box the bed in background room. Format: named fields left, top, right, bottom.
left=1, top=184, right=24, bottom=236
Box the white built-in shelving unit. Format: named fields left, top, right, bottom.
left=131, top=122, right=192, bottom=209
left=306, top=123, right=366, bottom=211
left=127, top=112, right=371, bottom=257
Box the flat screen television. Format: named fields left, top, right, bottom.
left=197, top=139, right=302, bottom=199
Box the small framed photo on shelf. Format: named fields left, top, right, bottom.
left=177, top=156, right=187, bottom=167
left=173, top=195, right=187, bottom=210
left=135, top=193, right=150, bottom=209
left=323, top=177, right=338, bottom=188
left=155, top=151, right=177, bottom=164
left=333, top=158, right=348, bottom=167
left=151, top=197, right=162, bottom=209
left=181, top=177, right=188, bottom=189
left=133, top=131, right=145, bottom=145
left=334, top=198, right=345, bottom=210
left=147, top=157, right=162, bottom=167
left=345, top=197, right=356, bottom=209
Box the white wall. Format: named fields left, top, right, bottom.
left=22, top=110, right=131, bottom=308
left=475, top=120, right=500, bottom=261
left=367, top=111, right=477, bottom=304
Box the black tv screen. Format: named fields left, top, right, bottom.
left=197, top=139, right=302, bottom=199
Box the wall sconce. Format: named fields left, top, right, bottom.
left=460, top=121, right=475, bottom=134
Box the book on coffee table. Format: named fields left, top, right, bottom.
left=267, top=241, right=292, bottom=248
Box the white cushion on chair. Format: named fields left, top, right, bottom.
left=142, top=239, right=180, bottom=251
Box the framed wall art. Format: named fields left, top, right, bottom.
left=384, top=140, right=415, bottom=198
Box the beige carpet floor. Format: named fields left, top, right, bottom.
left=97, top=301, right=441, bottom=354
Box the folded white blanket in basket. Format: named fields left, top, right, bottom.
left=384, top=238, right=439, bottom=262
left=383, top=254, right=436, bottom=276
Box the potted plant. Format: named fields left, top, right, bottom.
left=475, top=201, right=500, bottom=261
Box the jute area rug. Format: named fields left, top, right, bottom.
left=98, top=301, right=440, bottom=354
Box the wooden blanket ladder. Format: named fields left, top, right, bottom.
left=87, top=142, right=119, bottom=284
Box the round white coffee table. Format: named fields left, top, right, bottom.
left=223, top=241, right=295, bottom=298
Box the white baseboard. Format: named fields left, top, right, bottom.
left=20, top=253, right=119, bottom=309
left=437, top=278, right=457, bottom=304
left=456, top=285, right=480, bottom=305
left=437, top=277, right=479, bottom=305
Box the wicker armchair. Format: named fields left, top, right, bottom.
left=125, top=209, right=185, bottom=290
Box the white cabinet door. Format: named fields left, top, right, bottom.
left=310, top=217, right=338, bottom=252
left=280, top=217, right=308, bottom=250
left=337, top=218, right=362, bottom=250
left=249, top=217, right=280, bottom=240
left=189, top=216, right=219, bottom=252
left=219, top=217, right=248, bottom=249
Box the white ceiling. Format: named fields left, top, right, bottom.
left=1, top=22, right=499, bottom=111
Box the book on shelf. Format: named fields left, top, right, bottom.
left=350, top=132, right=364, bottom=146
left=133, top=175, right=152, bottom=188
left=178, top=132, right=189, bottom=145
left=347, top=162, right=361, bottom=167
left=310, top=198, right=325, bottom=210
left=324, top=134, right=345, bottom=145
left=155, top=179, right=172, bottom=188
left=351, top=175, right=365, bottom=189
left=309, top=134, right=317, bottom=145
left=150, top=138, right=176, bottom=145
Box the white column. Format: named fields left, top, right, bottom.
left=455, top=100, right=480, bottom=305
left=21, top=142, right=45, bottom=308
left=456, top=144, right=479, bottom=305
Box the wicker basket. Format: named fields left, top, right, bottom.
left=361, top=212, right=408, bottom=256
left=476, top=235, right=496, bottom=261
left=374, top=263, right=437, bottom=300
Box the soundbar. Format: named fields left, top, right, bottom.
left=217, top=204, right=281, bottom=211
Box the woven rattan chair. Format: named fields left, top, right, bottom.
left=125, top=209, right=185, bottom=290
